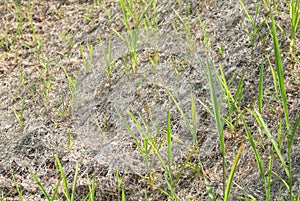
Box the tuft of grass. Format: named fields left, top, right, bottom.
left=288, top=0, right=300, bottom=60
left=113, top=0, right=156, bottom=71
left=30, top=155, right=101, bottom=201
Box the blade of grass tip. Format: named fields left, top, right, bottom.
left=239, top=0, right=251, bottom=24
left=233, top=181, right=256, bottom=201
left=224, top=143, right=243, bottom=201
left=30, top=170, right=52, bottom=201
left=258, top=59, right=264, bottom=114
left=55, top=155, right=70, bottom=201
left=271, top=14, right=290, bottom=131
left=1, top=190, right=12, bottom=201
left=111, top=27, right=125, bottom=43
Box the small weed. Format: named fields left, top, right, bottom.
left=12, top=96, right=26, bottom=130
left=101, top=2, right=113, bottom=19
left=99, top=38, right=114, bottom=80
left=0, top=23, right=9, bottom=51
left=80, top=43, right=94, bottom=72
left=116, top=169, right=126, bottom=201
left=61, top=66, right=76, bottom=114
left=239, top=0, right=267, bottom=54
left=19, top=67, right=34, bottom=97
left=58, top=31, right=75, bottom=58
left=83, top=5, right=94, bottom=22
left=85, top=172, right=99, bottom=201
left=67, top=129, right=74, bottom=149
left=36, top=62, right=52, bottom=107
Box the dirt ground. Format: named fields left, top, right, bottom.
left=0, top=0, right=299, bottom=200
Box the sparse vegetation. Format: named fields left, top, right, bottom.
left=0, top=0, right=299, bottom=200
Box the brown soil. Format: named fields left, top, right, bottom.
left=0, top=0, right=299, bottom=200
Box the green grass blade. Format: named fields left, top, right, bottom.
left=122, top=188, right=126, bottom=201
left=268, top=57, right=279, bottom=95
left=120, top=0, right=130, bottom=31
left=71, top=162, right=79, bottom=201
left=224, top=143, right=243, bottom=201
left=239, top=0, right=255, bottom=29
left=288, top=113, right=300, bottom=151
left=206, top=59, right=226, bottom=194
left=117, top=109, right=143, bottom=154
left=270, top=14, right=290, bottom=131
left=174, top=146, right=197, bottom=186
left=191, top=93, right=197, bottom=145
left=51, top=178, right=62, bottom=201
left=204, top=176, right=217, bottom=201
left=250, top=108, right=290, bottom=178
left=169, top=91, right=194, bottom=135
left=228, top=70, right=244, bottom=119
left=30, top=170, right=52, bottom=201
left=258, top=59, right=264, bottom=114
left=266, top=149, right=273, bottom=201
left=167, top=111, right=172, bottom=171
left=288, top=113, right=300, bottom=199
left=242, top=116, right=266, bottom=184
left=136, top=0, right=155, bottom=28
left=55, top=155, right=70, bottom=201
left=12, top=175, right=23, bottom=201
